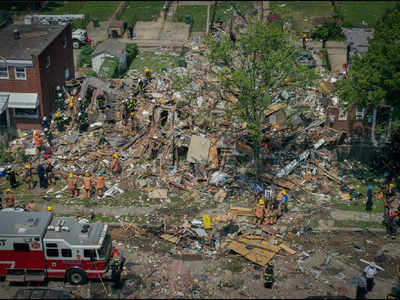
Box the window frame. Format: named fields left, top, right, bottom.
left=13, top=243, right=30, bottom=252
left=46, top=248, right=59, bottom=257
left=13, top=107, right=39, bottom=119
left=0, top=66, right=9, bottom=79
left=14, top=66, right=26, bottom=80
left=46, top=56, right=51, bottom=69
left=61, top=248, right=72, bottom=258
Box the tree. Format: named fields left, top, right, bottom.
left=205, top=19, right=316, bottom=180
left=337, top=3, right=400, bottom=141
left=311, top=20, right=344, bottom=48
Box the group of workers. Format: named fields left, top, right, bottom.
left=254, top=188, right=289, bottom=226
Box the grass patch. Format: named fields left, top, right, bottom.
left=337, top=1, right=397, bottom=28
left=270, top=1, right=334, bottom=35
left=120, top=1, right=164, bottom=23
left=332, top=197, right=384, bottom=214
left=220, top=256, right=248, bottom=273
left=335, top=219, right=384, bottom=229
left=175, top=5, right=208, bottom=32
left=40, top=1, right=119, bottom=21
left=129, top=51, right=180, bottom=75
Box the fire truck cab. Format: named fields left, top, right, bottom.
left=0, top=211, right=124, bottom=285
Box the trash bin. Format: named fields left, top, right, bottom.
left=92, top=18, right=100, bottom=27
left=184, top=15, right=192, bottom=25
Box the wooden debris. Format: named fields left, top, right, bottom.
left=230, top=207, right=254, bottom=216
left=279, top=243, right=296, bottom=255
left=160, top=234, right=179, bottom=244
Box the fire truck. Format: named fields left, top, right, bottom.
left=0, top=211, right=124, bottom=285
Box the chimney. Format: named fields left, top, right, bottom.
left=13, top=29, right=20, bottom=40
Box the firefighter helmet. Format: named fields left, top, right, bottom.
left=55, top=112, right=61, bottom=117
left=58, top=93, right=62, bottom=97
left=85, top=172, right=90, bottom=177
left=113, top=153, right=119, bottom=159
left=281, top=190, right=287, bottom=195
left=78, top=97, right=82, bottom=101
left=390, top=183, right=395, bottom=188
left=43, top=116, right=47, bottom=121
left=47, top=206, right=53, bottom=212
left=44, top=127, right=48, bottom=132
left=78, top=112, right=82, bottom=117
left=6, top=189, right=11, bottom=193
left=69, top=172, right=74, bottom=178
left=145, top=67, right=150, bottom=73
left=258, top=198, right=265, bottom=205
left=25, top=164, right=31, bottom=169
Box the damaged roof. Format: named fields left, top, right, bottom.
left=342, top=27, right=374, bottom=57
left=0, top=23, right=68, bottom=60
left=92, top=40, right=126, bottom=58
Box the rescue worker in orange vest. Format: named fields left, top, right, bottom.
left=33, top=131, right=42, bottom=158
left=67, top=172, right=79, bottom=198
left=254, top=198, right=266, bottom=225
left=27, top=201, right=36, bottom=211
left=96, top=171, right=105, bottom=199
left=264, top=198, right=274, bottom=225
left=83, top=172, right=93, bottom=198
left=24, top=164, right=33, bottom=190
left=5, top=189, right=16, bottom=208
left=111, top=153, right=121, bottom=175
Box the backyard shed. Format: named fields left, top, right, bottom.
left=91, top=40, right=127, bottom=73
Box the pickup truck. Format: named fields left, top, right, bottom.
left=72, top=28, right=91, bottom=49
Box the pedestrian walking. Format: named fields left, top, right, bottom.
left=366, top=185, right=374, bottom=211
left=364, top=263, right=377, bottom=292
left=128, top=25, right=133, bottom=39
left=356, top=271, right=368, bottom=299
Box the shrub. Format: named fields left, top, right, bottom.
left=78, top=45, right=93, bottom=67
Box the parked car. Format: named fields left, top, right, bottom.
left=14, top=288, right=78, bottom=299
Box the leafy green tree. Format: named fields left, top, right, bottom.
left=311, top=20, right=344, bottom=47
left=337, top=3, right=400, bottom=140
left=206, top=19, right=316, bottom=179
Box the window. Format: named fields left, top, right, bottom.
left=46, top=56, right=51, bottom=69
left=13, top=243, right=30, bottom=252
left=15, top=67, right=26, bottom=80
left=63, top=35, right=67, bottom=48
left=46, top=248, right=59, bottom=257
left=46, top=243, right=58, bottom=248
left=61, top=249, right=72, bottom=257
left=338, top=109, right=348, bottom=121
left=84, top=249, right=96, bottom=259
left=14, top=107, right=39, bottom=119
left=0, top=66, right=8, bottom=79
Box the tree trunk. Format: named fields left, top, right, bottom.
left=322, top=39, right=326, bottom=48
left=371, top=107, right=377, bottom=145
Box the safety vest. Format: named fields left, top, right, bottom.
left=67, top=178, right=77, bottom=190
left=83, top=177, right=92, bottom=190
left=255, top=204, right=265, bottom=218
left=34, top=136, right=41, bottom=147
left=96, top=176, right=105, bottom=189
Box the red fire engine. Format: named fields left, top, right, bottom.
left=0, top=211, right=124, bottom=285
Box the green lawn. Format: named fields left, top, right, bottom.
left=337, top=1, right=397, bottom=27
left=174, top=5, right=208, bottom=32
left=129, top=51, right=180, bottom=74
left=40, top=1, right=120, bottom=21
left=334, top=220, right=384, bottom=229
left=270, top=1, right=334, bottom=34
left=214, top=1, right=254, bottom=24
left=120, top=1, right=164, bottom=23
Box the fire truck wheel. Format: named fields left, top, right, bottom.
left=66, top=269, right=88, bottom=285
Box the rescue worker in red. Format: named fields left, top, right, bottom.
left=67, top=173, right=79, bottom=198
left=5, top=189, right=16, bottom=208
left=254, top=198, right=266, bottom=225
left=96, top=171, right=105, bottom=199
left=83, top=172, right=93, bottom=198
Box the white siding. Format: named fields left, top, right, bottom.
left=92, top=50, right=127, bottom=74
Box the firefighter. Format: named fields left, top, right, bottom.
left=78, top=112, right=88, bottom=133
left=46, top=161, right=56, bottom=185
left=96, top=93, right=105, bottom=112
left=47, top=205, right=53, bottom=212
left=127, top=97, right=137, bottom=114
left=144, top=67, right=152, bottom=82
left=138, top=77, right=145, bottom=93
left=41, top=116, right=50, bottom=130
left=111, top=153, right=121, bottom=175
left=68, top=96, right=74, bottom=114
left=55, top=92, right=65, bottom=110
left=271, top=196, right=280, bottom=224
left=43, top=127, right=53, bottom=147
left=5, top=189, right=16, bottom=208
left=83, top=172, right=93, bottom=198
left=33, top=131, right=42, bottom=158
left=254, top=198, right=266, bottom=225
left=6, top=165, right=17, bottom=189
left=37, top=162, right=48, bottom=189
left=110, top=248, right=122, bottom=282
left=128, top=112, right=136, bottom=132
left=54, top=112, right=65, bottom=132
left=24, top=164, right=33, bottom=190
left=96, top=171, right=105, bottom=199
left=281, top=190, right=289, bottom=214
left=264, top=198, right=274, bottom=225
left=67, top=173, right=79, bottom=198
left=264, top=262, right=275, bottom=288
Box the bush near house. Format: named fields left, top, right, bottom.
left=98, top=57, right=119, bottom=79
left=78, top=45, right=94, bottom=67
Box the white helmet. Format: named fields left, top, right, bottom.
left=43, top=116, right=47, bottom=121
left=63, top=117, right=68, bottom=120
left=78, top=112, right=82, bottom=117
left=56, top=86, right=60, bottom=90
left=58, top=93, right=62, bottom=97
left=78, top=97, right=82, bottom=101
left=44, top=127, right=48, bottom=132
left=7, top=165, right=11, bottom=169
